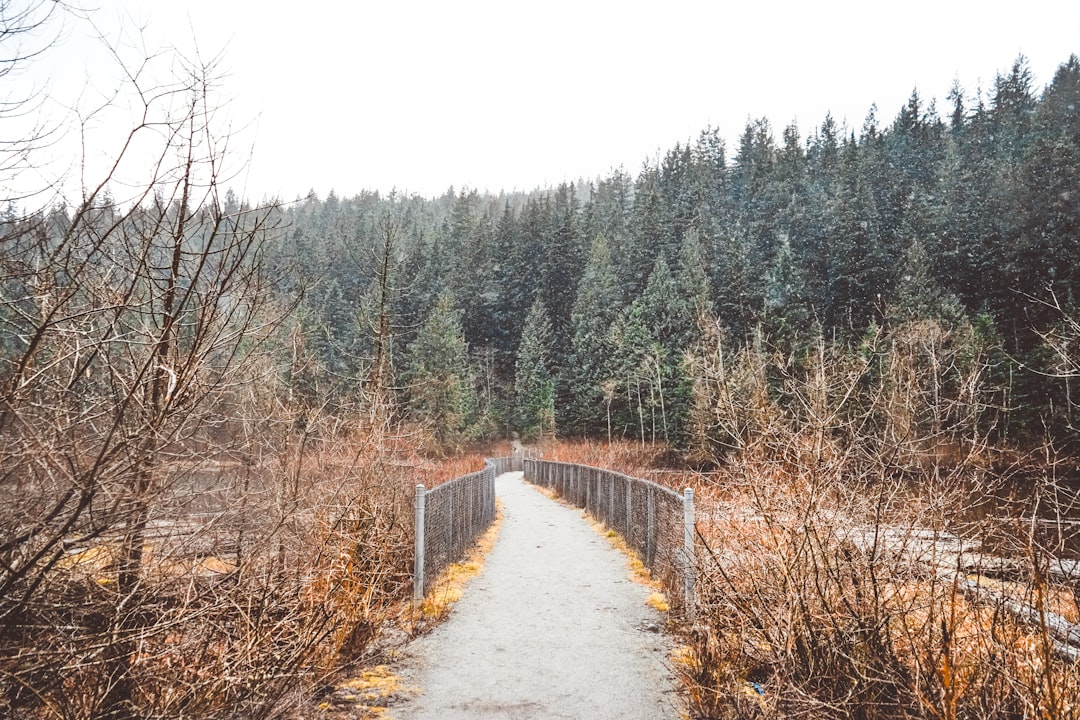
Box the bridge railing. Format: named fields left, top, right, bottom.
left=523, top=458, right=695, bottom=615
left=413, top=457, right=511, bottom=604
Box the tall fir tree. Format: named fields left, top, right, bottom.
left=562, top=235, right=623, bottom=436
left=514, top=298, right=556, bottom=439
left=262, top=53, right=1080, bottom=445
left=609, top=255, right=697, bottom=444
left=406, top=291, right=475, bottom=446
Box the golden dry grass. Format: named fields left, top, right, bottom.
left=539, top=438, right=674, bottom=478
left=582, top=515, right=669, bottom=613
left=409, top=500, right=504, bottom=624
left=318, top=665, right=415, bottom=718
left=538, top=439, right=1080, bottom=720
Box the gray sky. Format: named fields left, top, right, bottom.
left=15, top=0, right=1080, bottom=203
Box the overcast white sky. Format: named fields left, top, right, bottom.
left=16, top=0, right=1080, bottom=203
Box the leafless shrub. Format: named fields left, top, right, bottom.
left=677, top=317, right=1080, bottom=720
left=0, top=19, right=428, bottom=717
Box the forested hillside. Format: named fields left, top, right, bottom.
left=274, top=54, right=1080, bottom=451
left=2, top=1, right=1078, bottom=709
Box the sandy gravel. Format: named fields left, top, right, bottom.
left=393, top=471, right=682, bottom=720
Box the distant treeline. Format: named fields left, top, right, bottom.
left=266, top=54, right=1080, bottom=447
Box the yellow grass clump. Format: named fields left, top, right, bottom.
left=646, top=592, right=670, bottom=612
left=411, top=501, right=504, bottom=623
left=583, top=516, right=669, bottom=613
left=318, top=664, right=415, bottom=717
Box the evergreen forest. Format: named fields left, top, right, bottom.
left=269, top=54, right=1080, bottom=452
left=4, top=2, right=1080, bottom=711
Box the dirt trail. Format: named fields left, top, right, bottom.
left=393, top=471, right=682, bottom=719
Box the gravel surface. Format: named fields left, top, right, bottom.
left=394, top=471, right=682, bottom=719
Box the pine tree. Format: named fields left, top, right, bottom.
left=582, top=170, right=632, bottom=260
left=1019, top=55, right=1080, bottom=315
left=514, top=298, right=556, bottom=439
left=629, top=162, right=665, bottom=274
left=406, top=291, right=475, bottom=446
left=536, top=183, right=584, bottom=358
left=490, top=201, right=525, bottom=379
left=711, top=224, right=756, bottom=341
left=609, top=255, right=697, bottom=444
left=763, top=232, right=810, bottom=343
left=825, top=136, right=889, bottom=329
left=562, top=235, right=623, bottom=436
left=675, top=227, right=712, bottom=318
left=991, top=55, right=1037, bottom=164
left=889, top=239, right=964, bottom=324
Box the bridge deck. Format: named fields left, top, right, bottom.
left=394, top=471, right=682, bottom=719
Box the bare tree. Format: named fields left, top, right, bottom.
left=680, top=312, right=1080, bottom=720
left=0, top=18, right=301, bottom=715
left=0, top=11, right=434, bottom=717
left=1029, top=288, right=1080, bottom=424
left=0, top=0, right=67, bottom=203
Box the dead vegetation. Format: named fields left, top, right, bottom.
left=0, top=398, right=499, bottom=720
left=0, top=10, right=505, bottom=715
left=549, top=316, right=1080, bottom=720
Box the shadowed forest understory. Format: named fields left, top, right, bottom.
left=2, top=1, right=1080, bottom=715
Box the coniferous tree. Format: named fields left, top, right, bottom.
left=460, top=212, right=498, bottom=351
left=258, top=52, right=1080, bottom=445
left=584, top=170, right=632, bottom=242
left=628, top=162, right=668, bottom=299
left=490, top=201, right=525, bottom=379
left=889, top=239, right=964, bottom=325
left=711, top=224, right=756, bottom=341
left=609, top=255, right=697, bottom=444
left=562, top=235, right=623, bottom=437
left=514, top=298, right=556, bottom=439
left=676, top=227, right=712, bottom=317
left=582, top=170, right=634, bottom=300
left=659, top=143, right=696, bottom=253
left=1019, top=56, right=1080, bottom=316
left=406, top=291, right=475, bottom=446
left=937, top=90, right=1007, bottom=314
left=826, top=136, right=888, bottom=329
left=541, top=183, right=584, bottom=355
left=763, top=233, right=810, bottom=343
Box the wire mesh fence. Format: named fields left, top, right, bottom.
left=524, top=458, right=696, bottom=615
left=413, top=458, right=509, bottom=602
left=487, top=455, right=516, bottom=475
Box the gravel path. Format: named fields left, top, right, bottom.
left=394, top=471, right=682, bottom=720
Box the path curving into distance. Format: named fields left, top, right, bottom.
left=394, top=471, right=682, bottom=719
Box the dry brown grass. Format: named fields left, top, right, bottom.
left=541, top=434, right=1080, bottom=720
left=537, top=438, right=677, bottom=477
left=683, top=467, right=1080, bottom=720
left=0, top=421, right=505, bottom=720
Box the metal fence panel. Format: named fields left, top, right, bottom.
left=524, top=458, right=695, bottom=615
left=487, top=456, right=515, bottom=476
left=414, top=458, right=507, bottom=601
